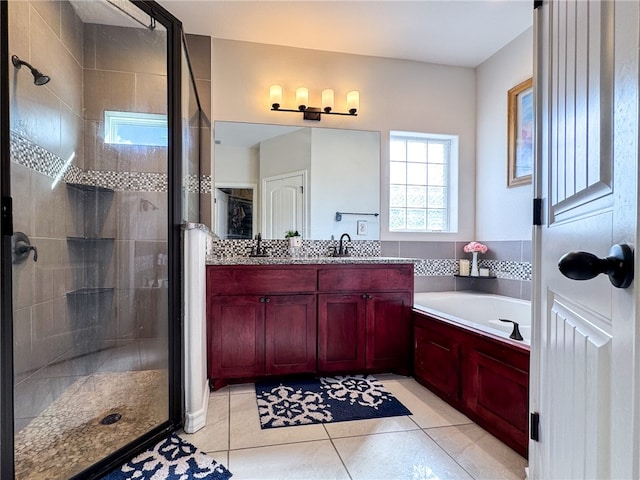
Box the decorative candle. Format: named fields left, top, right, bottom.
left=459, top=259, right=470, bottom=276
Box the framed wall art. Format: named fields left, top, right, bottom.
left=507, top=77, right=533, bottom=187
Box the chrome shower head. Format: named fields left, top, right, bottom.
left=11, top=55, right=50, bottom=86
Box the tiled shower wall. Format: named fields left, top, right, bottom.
left=382, top=240, right=532, bottom=300
left=9, top=0, right=212, bottom=381
left=10, top=0, right=86, bottom=379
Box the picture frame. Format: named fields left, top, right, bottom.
left=507, top=77, right=533, bottom=187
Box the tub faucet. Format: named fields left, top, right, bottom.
left=331, top=233, right=351, bottom=257
left=499, top=318, right=524, bottom=341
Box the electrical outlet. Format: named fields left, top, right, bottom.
left=357, top=220, right=367, bottom=235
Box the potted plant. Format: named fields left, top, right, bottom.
left=285, top=230, right=302, bottom=248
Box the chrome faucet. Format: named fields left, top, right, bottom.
left=332, top=233, right=351, bottom=257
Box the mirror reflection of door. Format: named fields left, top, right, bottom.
left=262, top=171, right=306, bottom=239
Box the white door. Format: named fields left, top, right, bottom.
left=531, top=1, right=639, bottom=478
left=214, top=188, right=229, bottom=239
left=262, top=171, right=306, bottom=238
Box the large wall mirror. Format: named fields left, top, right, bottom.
left=214, top=121, right=380, bottom=240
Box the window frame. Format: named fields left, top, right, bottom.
left=104, top=110, right=168, bottom=147
left=388, top=130, right=459, bottom=234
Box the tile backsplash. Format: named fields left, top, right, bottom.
left=207, top=236, right=533, bottom=301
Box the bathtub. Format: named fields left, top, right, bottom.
left=413, top=291, right=531, bottom=345
left=412, top=291, right=531, bottom=456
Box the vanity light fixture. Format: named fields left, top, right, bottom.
left=270, top=85, right=359, bottom=121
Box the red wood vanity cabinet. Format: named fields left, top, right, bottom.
left=317, top=265, right=413, bottom=374
left=207, top=266, right=317, bottom=387
left=206, top=263, right=414, bottom=387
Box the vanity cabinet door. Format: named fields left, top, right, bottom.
left=365, top=292, right=412, bottom=374
left=317, top=294, right=366, bottom=372
left=265, top=294, right=317, bottom=375
left=208, top=295, right=265, bottom=379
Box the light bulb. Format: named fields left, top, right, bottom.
left=270, top=85, right=282, bottom=109
left=322, top=89, right=334, bottom=113
left=347, top=91, right=359, bottom=114
left=296, top=87, right=308, bottom=111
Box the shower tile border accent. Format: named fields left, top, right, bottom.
left=10, top=132, right=209, bottom=193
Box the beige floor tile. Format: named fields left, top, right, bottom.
left=324, top=414, right=419, bottom=438
left=211, top=385, right=231, bottom=397
left=426, top=424, right=528, bottom=480
left=333, top=430, right=474, bottom=480
left=229, top=393, right=328, bottom=449
left=228, top=440, right=350, bottom=479
left=180, top=394, right=230, bottom=452
left=208, top=450, right=230, bottom=469
left=230, top=383, right=256, bottom=395
left=382, top=378, right=473, bottom=428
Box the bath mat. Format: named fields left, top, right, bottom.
left=255, top=374, right=411, bottom=428
left=102, top=433, right=232, bottom=479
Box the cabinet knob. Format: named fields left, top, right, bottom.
left=264, top=297, right=270, bottom=303
left=361, top=294, right=367, bottom=300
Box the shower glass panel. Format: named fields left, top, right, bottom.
left=182, top=36, right=202, bottom=224
left=7, top=1, right=179, bottom=477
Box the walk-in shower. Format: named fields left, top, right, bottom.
left=1, top=0, right=202, bottom=477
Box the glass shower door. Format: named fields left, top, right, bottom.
left=3, top=0, right=184, bottom=477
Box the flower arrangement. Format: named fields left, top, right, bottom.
left=464, top=241, right=488, bottom=254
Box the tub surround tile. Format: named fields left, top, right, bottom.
left=400, top=240, right=455, bottom=259
left=480, top=240, right=522, bottom=262
left=521, top=240, right=533, bottom=263
left=426, top=423, right=528, bottom=479
left=380, top=240, right=400, bottom=257
left=415, top=275, right=455, bottom=292
left=228, top=440, right=350, bottom=480
left=333, top=430, right=474, bottom=480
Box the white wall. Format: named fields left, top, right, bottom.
left=211, top=39, right=477, bottom=241
left=310, top=128, right=380, bottom=240
left=215, top=144, right=259, bottom=185
left=475, top=28, right=534, bottom=241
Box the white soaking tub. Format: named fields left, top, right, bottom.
left=413, top=291, right=531, bottom=345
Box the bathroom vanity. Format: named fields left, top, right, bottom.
left=206, top=259, right=414, bottom=389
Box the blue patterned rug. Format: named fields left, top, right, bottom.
left=255, top=374, right=412, bottom=428
left=102, top=434, right=232, bottom=479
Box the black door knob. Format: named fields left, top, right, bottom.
left=558, top=243, right=633, bottom=289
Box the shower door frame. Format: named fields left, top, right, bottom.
left=0, top=1, right=185, bottom=477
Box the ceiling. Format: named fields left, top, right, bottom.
left=157, top=0, right=533, bottom=68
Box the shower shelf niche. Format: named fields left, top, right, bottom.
left=67, top=236, right=115, bottom=242
left=66, top=182, right=114, bottom=194
left=66, top=287, right=115, bottom=297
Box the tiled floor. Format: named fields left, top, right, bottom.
left=182, top=374, right=528, bottom=480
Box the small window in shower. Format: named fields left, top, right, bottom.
left=104, top=111, right=168, bottom=146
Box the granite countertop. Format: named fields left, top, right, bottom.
left=205, top=256, right=419, bottom=266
